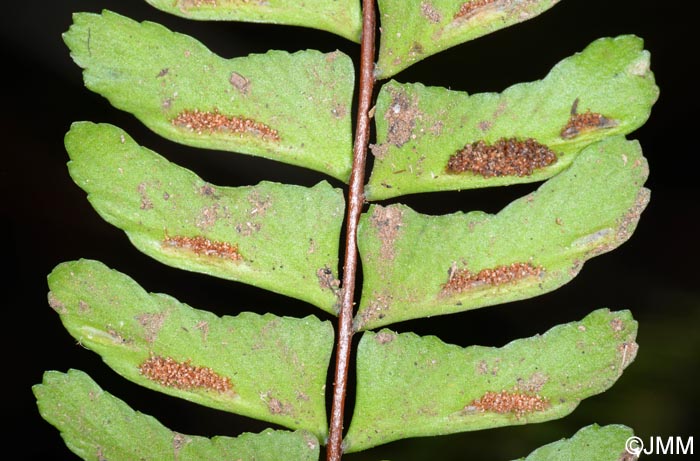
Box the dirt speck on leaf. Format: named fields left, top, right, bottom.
left=370, top=205, right=404, bottom=261
left=137, top=311, right=169, bottom=343
left=384, top=90, right=421, bottom=148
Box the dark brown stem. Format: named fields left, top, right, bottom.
left=326, top=1, right=376, bottom=460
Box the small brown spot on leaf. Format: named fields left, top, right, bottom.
left=247, top=190, right=271, bottom=216
left=163, top=235, right=243, bottom=261
left=560, top=98, right=618, bottom=139
left=78, top=300, right=90, bottom=312
left=421, top=2, right=443, bottom=22
left=618, top=341, right=639, bottom=370
left=375, top=331, right=396, bottom=344
left=317, top=266, right=340, bottom=294
left=409, top=42, right=424, bottom=56
left=199, top=183, right=219, bottom=198
left=454, top=0, right=502, bottom=20
left=173, top=433, right=190, bottom=456
left=468, top=390, right=549, bottom=417
left=172, top=109, right=280, bottom=141
left=137, top=182, right=154, bottom=210
left=196, top=204, right=220, bottom=230
left=619, top=449, right=640, bottom=461
left=447, top=138, right=557, bottom=177
left=355, top=293, right=393, bottom=330
left=610, top=317, right=624, bottom=332
left=331, top=103, right=347, bottom=119
left=156, top=68, right=169, bottom=78
left=139, top=354, right=233, bottom=392
left=178, top=0, right=217, bottom=10
left=370, top=205, right=404, bottom=261
left=47, top=292, right=66, bottom=314
left=385, top=90, right=420, bottom=148
left=442, top=262, right=544, bottom=294
left=229, top=71, right=250, bottom=95
left=137, top=312, right=168, bottom=343
left=262, top=392, right=293, bottom=415
left=194, top=321, right=209, bottom=343
left=516, top=372, right=549, bottom=393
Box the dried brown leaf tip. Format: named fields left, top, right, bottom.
left=447, top=138, right=557, bottom=177
left=139, top=354, right=233, bottom=393
left=454, top=0, right=501, bottom=20
left=163, top=235, right=243, bottom=261
left=561, top=98, right=618, bottom=139
left=172, top=109, right=280, bottom=141
left=467, top=390, right=549, bottom=417
left=442, top=262, right=543, bottom=294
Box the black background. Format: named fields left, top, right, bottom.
left=4, top=1, right=698, bottom=460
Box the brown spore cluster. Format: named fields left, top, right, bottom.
left=443, top=262, right=543, bottom=294
left=560, top=99, right=618, bottom=139
left=172, top=109, right=280, bottom=141
left=447, top=138, right=557, bottom=177
left=454, top=0, right=501, bottom=20
left=163, top=235, right=243, bottom=261
left=139, top=355, right=233, bottom=393
left=469, top=390, right=549, bottom=417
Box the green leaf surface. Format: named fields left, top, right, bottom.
left=375, top=0, right=562, bottom=78
left=514, top=424, right=634, bottom=461
left=64, top=10, right=355, bottom=181
left=356, top=136, right=648, bottom=330
left=66, top=122, right=344, bottom=312
left=46, top=260, right=334, bottom=438
left=145, top=0, right=362, bottom=42
left=33, top=369, right=320, bottom=461
left=344, top=309, right=638, bottom=452
left=367, top=35, right=658, bottom=200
